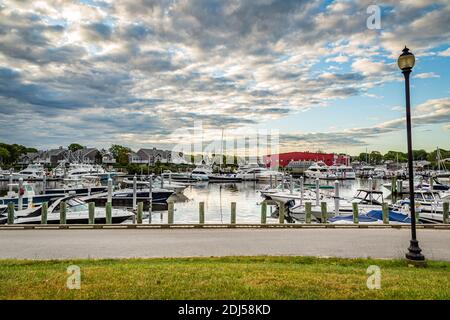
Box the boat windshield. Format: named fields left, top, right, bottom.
left=66, top=198, right=89, bottom=212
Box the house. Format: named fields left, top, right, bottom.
left=40, top=147, right=68, bottom=166
left=18, top=152, right=41, bottom=165
left=101, top=151, right=116, bottom=165
left=130, top=148, right=183, bottom=165
left=71, top=147, right=100, bottom=164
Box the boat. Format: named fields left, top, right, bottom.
left=328, top=210, right=411, bottom=224
left=328, top=165, right=356, bottom=180
left=236, top=166, right=283, bottom=181
left=54, top=163, right=118, bottom=182
left=207, top=173, right=242, bottom=182
left=190, top=165, right=212, bottom=181
left=45, top=176, right=107, bottom=196
left=286, top=189, right=386, bottom=220
left=81, top=187, right=174, bottom=207
left=161, top=170, right=200, bottom=182
left=392, top=190, right=448, bottom=222
left=13, top=164, right=46, bottom=179
left=304, top=162, right=336, bottom=179
left=13, top=196, right=134, bottom=224
left=0, top=182, right=65, bottom=208
left=122, top=176, right=187, bottom=193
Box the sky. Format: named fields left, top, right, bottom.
left=0, top=0, right=449, bottom=156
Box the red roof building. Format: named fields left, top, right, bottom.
left=263, top=152, right=350, bottom=168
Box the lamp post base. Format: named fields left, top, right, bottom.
left=406, top=239, right=425, bottom=262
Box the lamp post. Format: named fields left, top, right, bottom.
left=397, top=46, right=425, bottom=262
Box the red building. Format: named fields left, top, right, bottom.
left=263, top=152, right=350, bottom=168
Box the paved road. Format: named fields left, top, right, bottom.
left=0, top=228, right=449, bottom=261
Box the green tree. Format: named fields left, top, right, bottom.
left=0, top=146, right=10, bottom=164
left=68, top=143, right=84, bottom=152
left=413, top=149, right=428, bottom=161
left=109, top=144, right=131, bottom=166
left=358, top=152, right=369, bottom=163
left=370, top=151, right=383, bottom=165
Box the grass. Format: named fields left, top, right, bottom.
left=0, top=256, right=449, bottom=299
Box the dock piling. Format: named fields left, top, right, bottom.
left=199, top=202, right=205, bottom=224
left=7, top=202, right=14, bottom=225
left=300, top=176, right=304, bottom=205
left=168, top=201, right=174, bottom=224
left=321, top=202, right=327, bottom=223
left=278, top=202, right=285, bottom=224
left=60, top=201, right=67, bottom=225
left=41, top=202, right=48, bottom=224
left=137, top=202, right=143, bottom=224
left=88, top=202, right=95, bottom=224
left=107, top=178, right=113, bottom=204
left=18, top=178, right=23, bottom=211
left=443, top=202, right=449, bottom=224
left=382, top=202, right=389, bottom=224
left=305, top=201, right=312, bottom=224
left=352, top=202, right=359, bottom=224
left=231, top=202, right=236, bottom=224
left=132, top=175, right=137, bottom=210
left=315, top=178, right=320, bottom=207
left=261, top=202, right=267, bottom=224
left=148, top=175, right=153, bottom=223
left=334, top=180, right=340, bottom=215
left=105, top=202, right=112, bottom=224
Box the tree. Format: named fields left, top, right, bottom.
left=370, top=151, right=383, bottom=165
left=358, top=152, right=369, bottom=163
left=68, top=143, right=84, bottom=152
left=109, top=144, right=131, bottom=166
left=412, top=149, right=428, bottom=161
left=383, top=151, right=407, bottom=162
left=0, top=147, right=10, bottom=164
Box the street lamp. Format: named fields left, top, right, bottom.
left=397, top=46, right=425, bottom=262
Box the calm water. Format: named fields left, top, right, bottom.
left=146, top=178, right=389, bottom=224
left=0, top=178, right=393, bottom=224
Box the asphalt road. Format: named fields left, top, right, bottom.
left=0, top=228, right=449, bottom=261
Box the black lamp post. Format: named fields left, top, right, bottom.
left=397, top=47, right=425, bottom=262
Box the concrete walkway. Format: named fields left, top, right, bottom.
left=0, top=228, right=449, bottom=261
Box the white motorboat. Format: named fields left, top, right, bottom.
left=304, top=162, right=336, bottom=179
left=328, top=165, right=356, bottom=180
left=392, top=190, right=448, bottom=223
left=14, top=196, right=134, bottom=224
left=190, top=165, right=212, bottom=181
left=236, top=166, right=283, bottom=181
left=13, top=164, right=46, bottom=179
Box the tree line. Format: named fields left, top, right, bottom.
left=352, top=149, right=450, bottom=166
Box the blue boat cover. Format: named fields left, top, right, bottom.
left=367, top=210, right=411, bottom=223
left=328, top=210, right=411, bottom=223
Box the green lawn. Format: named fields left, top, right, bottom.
left=0, top=256, right=449, bottom=299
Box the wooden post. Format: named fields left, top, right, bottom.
left=88, top=202, right=95, bottom=224
left=368, top=177, right=373, bottom=204
left=315, top=178, right=320, bottom=206
left=41, top=202, right=48, bottom=224
left=137, top=202, right=143, bottom=224
left=132, top=175, right=137, bottom=210
left=334, top=180, right=340, bottom=215
left=168, top=201, right=174, bottom=224
left=105, top=202, right=112, bottom=224
left=42, top=174, right=47, bottom=195
left=299, top=176, right=304, bottom=205
left=321, top=202, right=327, bottom=223
left=305, top=202, right=312, bottom=224
left=199, top=202, right=205, bottom=224
left=230, top=202, right=236, bottom=224
left=261, top=202, right=267, bottom=224
left=279, top=202, right=285, bottom=224
left=60, top=201, right=67, bottom=225
left=18, top=178, right=24, bottom=211
left=443, top=202, right=449, bottom=224
left=148, top=175, right=153, bottom=224
left=289, top=175, right=293, bottom=194
left=107, top=178, right=113, bottom=204
left=382, top=202, right=389, bottom=224
left=391, top=176, right=397, bottom=201
left=352, top=202, right=359, bottom=224
left=7, top=202, right=14, bottom=225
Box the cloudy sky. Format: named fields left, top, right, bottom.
left=0, top=0, right=449, bottom=155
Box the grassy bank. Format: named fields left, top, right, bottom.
left=0, top=256, right=449, bottom=299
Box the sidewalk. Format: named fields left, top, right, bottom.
left=0, top=228, right=449, bottom=261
